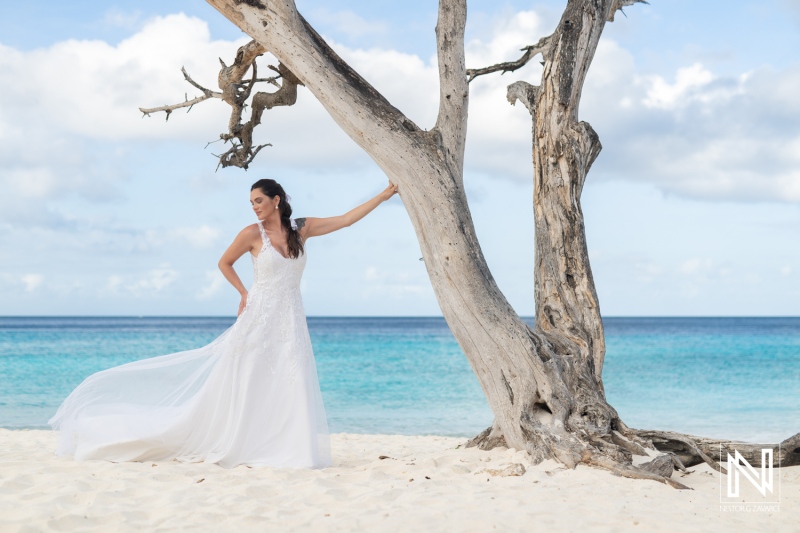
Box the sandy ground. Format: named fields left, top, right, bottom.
left=0, top=429, right=795, bottom=532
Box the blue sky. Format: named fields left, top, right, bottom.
left=1, top=1, right=799, bottom=316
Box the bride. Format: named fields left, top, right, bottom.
left=48, top=178, right=398, bottom=469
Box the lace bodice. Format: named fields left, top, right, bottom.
left=252, top=219, right=307, bottom=288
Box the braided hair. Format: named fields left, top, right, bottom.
left=250, top=179, right=304, bottom=259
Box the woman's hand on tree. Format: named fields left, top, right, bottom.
left=379, top=181, right=399, bottom=202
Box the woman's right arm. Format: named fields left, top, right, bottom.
left=218, top=226, right=257, bottom=316
left=299, top=181, right=398, bottom=240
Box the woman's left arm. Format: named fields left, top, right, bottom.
left=300, top=181, right=398, bottom=239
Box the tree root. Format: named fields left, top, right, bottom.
left=466, top=423, right=507, bottom=450
left=586, top=452, right=691, bottom=490
left=610, top=430, right=648, bottom=456
left=634, top=429, right=800, bottom=469
left=468, top=419, right=799, bottom=490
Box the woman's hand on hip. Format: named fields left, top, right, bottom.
left=238, top=292, right=248, bottom=317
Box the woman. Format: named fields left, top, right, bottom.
left=48, top=178, right=398, bottom=469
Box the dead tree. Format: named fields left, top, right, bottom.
left=144, top=0, right=799, bottom=486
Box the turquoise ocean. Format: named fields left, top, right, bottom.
left=0, top=316, right=797, bottom=443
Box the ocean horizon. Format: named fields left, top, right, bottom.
left=1, top=315, right=798, bottom=444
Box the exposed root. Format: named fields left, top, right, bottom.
left=519, top=415, right=691, bottom=489
left=587, top=452, right=691, bottom=490
left=635, top=429, right=800, bottom=469
left=634, top=430, right=726, bottom=473
left=638, top=454, right=674, bottom=478
left=610, top=430, right=649, bottom=456
left=667, top=452, right=689, bottom=473
left=466, top=424, right=507, bottom=450
left=587, top=434, right=631, bottom=464
left=470, top=414, right=799, bottom=490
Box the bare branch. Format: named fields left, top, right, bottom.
left=242, top=76, right=282, bottom=88
left=608, top=0, right=649, bottom=22
left=140, top=37, right=303, bottom=169
left=215, top=62, right=302, bottom=170
left=180, top=67, right=221, bottom=98
left=139, top=93, right=217, bottom=120
left=466, top=35, right=552, bottom=82
left=214, top=141, right=271, bottom=172
left=139, top=67, right=222, bottom=119
left=506, top=81, right=539, bottom=114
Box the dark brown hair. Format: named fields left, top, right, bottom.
left=250, top=179, right=304, bottom=259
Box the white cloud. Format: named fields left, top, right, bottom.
left=102, top=8, right=142, bottom=30
left=21, top=274, right=43, bottom=292
left=643, top=63, right=717, bottom=109
left=312, top=9, right=390, bottom=40
left=459, top=13, right=800, bottom=204
left=126, top=224, right=223, bottom=253
left=462, top=11, right=548, bottom=179
left=633, top=261, right=662, bottom=283
left=0, top=14, right=250, bottom=226
left=196, top=270, right=225, bottom=300
left=679, top=257, right=714, bottom=275
left=0, top=15, right=247, bottom=143
left=580, top=40, right=800, bottom=203
left=170, top=225, right=222, bottom=249
left=126, top=265, right=178, bottom=296
left=105, top=275, right=123, bottom=295
left=363, top=266, right=426, bottom=299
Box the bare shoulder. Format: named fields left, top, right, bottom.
left=239, top=223, right=259, bottom=235
left=233, top=223, right=260, bottom=241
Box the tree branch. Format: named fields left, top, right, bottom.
left=242, top=75, right=282, bottom=88
left=467, top=35, right=552, bottom=82
left=180, top=66, right=221, bottom=98
left=139, top=67, right=222, bottom=119
left=433, top=0, right=469, bottom=177
left=216, top=62, right=301, bottom=170
left=139, top=93, right=216, bottom=120
left=140, top=36, right=303, bottom=170
left=506, top=81, right=539, bottom=114
left=608, top=0, right=649, bottom=22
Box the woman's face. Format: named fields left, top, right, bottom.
left=250, top=189, right=279, bottom=220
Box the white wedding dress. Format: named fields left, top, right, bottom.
left=48, top=219, right=331, bottom=469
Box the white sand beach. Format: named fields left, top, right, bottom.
left=0, top=429, right=795, bottom=532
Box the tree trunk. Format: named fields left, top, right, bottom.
left=202, top=0, right=799, bottom=485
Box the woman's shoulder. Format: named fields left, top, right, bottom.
left=235, top=222, right=261, bottom=239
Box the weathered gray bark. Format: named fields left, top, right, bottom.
left=153, top=0, right=800, bottom=486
